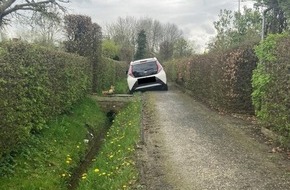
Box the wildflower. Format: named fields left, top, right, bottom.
left=82, top=176, right=86, bottom=180
left=66, top=160, right=71, bottom=164
left=109, top=155, right=114, bottom=159
left=94, top=168, right=100, bottom=173
left=62, top=173, right=66, bottom=177
left=76, top=145, right=80, bottom=149
left=102, top=172, right=106, bottom=175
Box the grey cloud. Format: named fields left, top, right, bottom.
left=67, top=0, right=253, bottom=51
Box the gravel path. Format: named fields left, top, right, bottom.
left=139, top=84, right=290, bottom=190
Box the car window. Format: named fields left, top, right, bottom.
left=132, top=61, right=157, bottom=72
left=132, top=61, right=158, bottom=77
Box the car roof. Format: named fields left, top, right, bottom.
left=130, top=57, right=157, bottom=65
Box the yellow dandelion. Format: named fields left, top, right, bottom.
left=66, top=160, right=71, bottom=164
left=94, top=168, right=100, bottom=173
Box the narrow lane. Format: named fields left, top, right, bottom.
left=147, top=85, right=290, bottom=190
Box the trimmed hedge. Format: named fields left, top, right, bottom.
left=0, top=42, right=91, bottom=157
left=165, top=44, right=257, bottom=114
left=94, top=57, right=128, bottom=93
left=252, top=33, right=290, bottom=137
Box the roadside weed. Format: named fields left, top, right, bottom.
left=77, top=97, right=142, bottom=190
left=0, top=97, right=107, bottom=189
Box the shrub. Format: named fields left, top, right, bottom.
left=252, top=33, right=290, bottom=135
left=165, top=44, right=257, bottom=113
left=0, top=41, right=91, bottom=157
left=94, top=57, right=128, bottom=93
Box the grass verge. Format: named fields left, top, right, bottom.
left=114, top=79, right=129, bottom=94
left=77, top=96, right=142, bottom=190
left=0, top=97, right=108, bottom=190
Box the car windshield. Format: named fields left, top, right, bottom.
left=132, top=61, right=158, bottom=77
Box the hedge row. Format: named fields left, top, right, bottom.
left=165, top=44, right=257, bottom=114
left=252, top=33, right=290, bottom=136
left=94, top=57, right=128, bottom=93
left=0, top=42, right=91, bottom=157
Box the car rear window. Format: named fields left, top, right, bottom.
left=132, top=61, right=158, bottom=77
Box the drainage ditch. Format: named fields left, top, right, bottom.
left=67, top=110, right=116, bottom=190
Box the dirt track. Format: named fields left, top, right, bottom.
left=137, top=84, right=290, bottom=190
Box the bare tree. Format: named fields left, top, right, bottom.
left=106, top=16, right=184, bottom=61
left=163, top=23, right=183, bottom=43
left=0, top=0, right=69, bottom=26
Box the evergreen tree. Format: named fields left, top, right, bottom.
left=134, top=30, right=147, bottom=60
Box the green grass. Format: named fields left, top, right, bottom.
left=0, top=97, right=108, bottom=190
left=77, top=96, right=142, bottom=190
left=0, top=95, right=142, bottom=190
left=114, top=79, right=129, bottom=94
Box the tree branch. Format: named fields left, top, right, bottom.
left=0, top=0, right=69, bottom=24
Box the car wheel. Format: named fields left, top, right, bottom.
left=163, top=84, right=168, bottom=91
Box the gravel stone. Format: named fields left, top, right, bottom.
left=138, top=84, right=290, bottom=190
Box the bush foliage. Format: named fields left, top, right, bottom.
left=252, top=33, right=290, bottom=136
left=94, top=57, right=128, bottom=93
left=0, top=42, right=91, bottom=157
left=166, top=44, right=257, bottom=113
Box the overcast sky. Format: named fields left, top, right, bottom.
left=67, top=0, right=254, bottom=51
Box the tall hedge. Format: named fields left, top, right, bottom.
left=0, top=42, right=91, bottom=157
left=165, top=44, right=257, bottom=113
left=94, top=57, right=128, bottom=93
left=252, top=33, right=290, bottom=136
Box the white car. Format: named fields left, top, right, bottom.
left=127, top=57, right=168, bottom=93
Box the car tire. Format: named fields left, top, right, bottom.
left=163, top=84, right=168, bottom=91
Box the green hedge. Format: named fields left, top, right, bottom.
left=94, top=57, right=128, bottom=93
left=252, top=33, right=290, bottom=137
left=0, top=42, right=91, bottom=157
left=165, top=44, right=257, bottom=113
